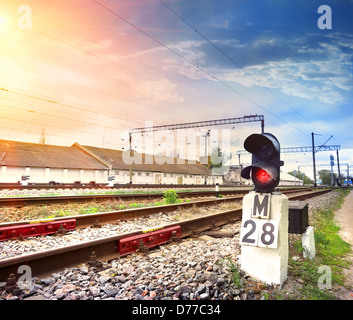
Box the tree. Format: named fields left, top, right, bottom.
left=288, top=171, right=313, bottom=185
left=208, top=146, right=230, bottom=175
left=318, top=169, right=336, bottom=186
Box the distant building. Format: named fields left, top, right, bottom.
left=0, top=139, right=108, bottom=184
left=0, top=139, right=223, bottom=185
left=73, top=143, right=222, bottom=185
left=223, top=165, right=242, bottom=184
left=279, top=172, right=304, bottom=186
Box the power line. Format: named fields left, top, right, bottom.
left=0, top=106, right=103, bottom=138
left=0, top=99, right=121, bottom=131
left=0, top=3, right=189, bottom=123
left=1, top=19, right=240, bottom=129
left=159, top=0, right=316, bottom=133
left=0, top=87, right=145, bottom=128
left=92, top=0, right=310, bottom=138
left=0, top=106, right=124, bottom=148
left=15, top=0, right=237, bottom=116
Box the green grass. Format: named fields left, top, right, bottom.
left=288, top=189, right=352, bottom=299
left=37, top=189, right=186, bottom=219
left=219, top=257, right=245, bottom=289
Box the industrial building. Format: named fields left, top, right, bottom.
left=73, top=143, right=222, bottom=185
left=0, top=139, right=108, bottom=184
left=0, top=139, right=222, bottom=185
left=0, top=139, right=301, bottom=186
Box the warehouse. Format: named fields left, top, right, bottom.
left=73, top=143, right=223, bottom=185
left=0, top=139, right=223, bottom=185
left=0, top=139, right=108, bottom=184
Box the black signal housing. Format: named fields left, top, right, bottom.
left=241, top=133, right=283, bottom=193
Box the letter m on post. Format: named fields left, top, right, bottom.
left=251, top=194, right=271, bottom=219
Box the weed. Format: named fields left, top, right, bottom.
left=56, top=210, right=71, bottom=217
left=152, top=201, right=164, bottom=206
left=220, top=257, right=244, bottom=289
left=129, top=203, right=144, bottom=208
left=288, top=189, right=352, bottom=299
left=163, top=190, right=180, bottom=204
left=79, top=206, right=99, bottom=215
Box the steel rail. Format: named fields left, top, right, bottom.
left=0, top=189, right=247, bottom=208
left=0, top=207, right=242, bottom=281
left=0, top=188, right=313, bottom=229
left=0, top=183, right=243, bottom=190
left=0, top=183, right=312, bottom=190
left=0, top=188, right=311, bottom=208
left=0, top=189, right=331, bottom=281
left=0, top=195, right=243, bottom=230
left=287, top=188, right=331, bottom=201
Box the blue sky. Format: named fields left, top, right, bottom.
left=0, top=0, right=353, bottom=178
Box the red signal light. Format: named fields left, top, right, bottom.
left=253, top=167, right=274, bottom=185
left=241, top=133, right=282, bottom=193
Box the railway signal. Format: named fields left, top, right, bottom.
left=240, top=132, right=288, bottom=285
left=241, top=133, right=283, bottom=193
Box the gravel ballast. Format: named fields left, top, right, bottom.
left=0, top=190, right=342, bottom=300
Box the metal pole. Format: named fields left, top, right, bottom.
left=203, top=130, right=210, bottom=185
left=330, top=155, right=334, bottom=186
left=336, top=149, right=341, bottom=186
left=312, top=132, right=317, bottom=187
left=238, top=153, right=242, bottom=184
left=129, top=133, right=133, bottom=184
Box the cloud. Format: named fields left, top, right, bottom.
left=188, top=34, right=353, bottom=105
left=134, top=78, right=184, bottom=103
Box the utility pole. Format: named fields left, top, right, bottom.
left=336, top=149, right=341, bottom=185
left=330, top=154, right=335, bottom=186
left=312, top=132, right=317, bottom=188
left=202, top=130, right=210, bottom=185
left=238, top=153, right=242, bottom=184
left=129, top=133, right=133, bottom=184
left=347, top=164, right=350, bottom=186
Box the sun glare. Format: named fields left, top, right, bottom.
left=0, top=16, right=7, bottom=31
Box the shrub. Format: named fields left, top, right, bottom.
left=163, top=189, right=179, bottom=204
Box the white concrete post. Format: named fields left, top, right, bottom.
left=302, top=226, right=316, bottom=259
left=240, top=191, right=289, bottom=286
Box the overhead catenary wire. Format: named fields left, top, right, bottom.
left=0, top=8, right=251, bottom=134
left=0, top=105, right=118, bottom=146
left=0, top=87, right=145, bottom=128
left=92, top=0, right=310, bottom=138
left=0, top=0, right=332, bottom=152
left=159, top=0, right=319, bottom=135
left=1, top=0, right=243, bottom=123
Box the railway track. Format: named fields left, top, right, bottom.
left=0, top=182, right=315, bottom=191
left=0, top=183, right=245, bottom=190
left=0, top=188, right=311, bottom=208
left=0, top=188, right=331, bottom=282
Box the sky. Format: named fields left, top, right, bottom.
left=0, top=0, right=353, bottom=179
